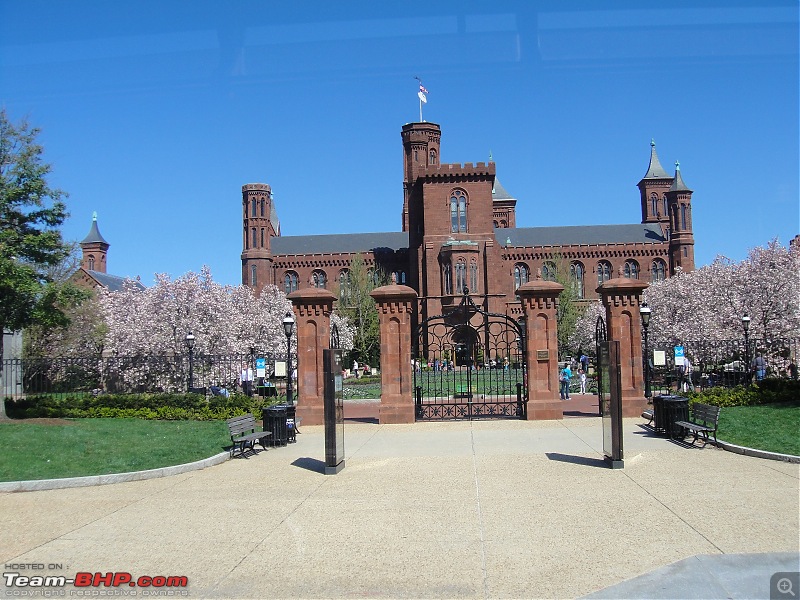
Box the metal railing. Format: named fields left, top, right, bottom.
left=2, top=352, right=297, bottom=400
left=648, top=337, right=799, bottom=392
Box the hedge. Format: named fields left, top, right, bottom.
left=687, top=379, right=800, bottom=407
left=4, top=392, right=280, bottom=421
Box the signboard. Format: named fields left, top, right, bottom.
left=274, top=361, right=287, bottom=377
left=653, top=350, right=666, bottom=367
left=536, top=349, right=549, bottom=361
left=255, top=357, right=266, bottom=378
left=323, top=349, right=345, bottom=475
left=674, top=345, right=685, bottom=363
left=600, top=340, right=624, bottom=469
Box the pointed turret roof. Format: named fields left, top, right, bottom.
left=492, top=177, right=514, bottom=201
left=669, top=161, right=692, bottom=192
left=642, top=139, right=670, bottom=179
left=80, top=212, right=109, bottom=246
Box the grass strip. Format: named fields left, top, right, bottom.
left=0, top=418, right=230, bottom=482
left=717, top=402, right=800, bottom=456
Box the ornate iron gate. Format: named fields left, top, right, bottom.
left=413, top=289, right=527, bottom=420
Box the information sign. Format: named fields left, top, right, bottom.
left=255, top=357, right=266, bottom=378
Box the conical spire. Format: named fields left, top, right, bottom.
left=669, top=161, right=692, bottom=192
left=80, top=212, right=109, bottom=246
left=643, top=139, right=670, bottom=179
left=492, top=176, right=514, bottom=200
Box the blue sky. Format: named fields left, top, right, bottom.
left=1, top=0, right=797, bottom=287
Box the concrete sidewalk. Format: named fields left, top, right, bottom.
left=1, top=418, right=798, bottom=599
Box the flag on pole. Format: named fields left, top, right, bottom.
left=419, top=83, right=428, bottom=94
left=417, top=81, right=428, bottom=103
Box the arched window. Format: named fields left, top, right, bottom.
left=470, top=260, right=478, bottom=293
left=87, top=256, right=95, bottom=271
left=597, top=261, right=612, bottom=286
left=651, top=259, right=666, bottom=282
left=443, top=263, right=452, bottom=295
left=493, top=220, right=499, bottom=228
left=454, top=259, right=467, bottom=293
left=394, top=271, right=406, bottom=284
left=650, top=193, right=658, bottom=216
left=244, top=226, right=248, bottom=249
left=260, top=198, right=265, bottom=217
left=514, top=263, right=529, bottom=290
left=250, top=198, right=257, bottom=217
left=251, top=228, right=257, bottom=248
left=284, top=271, right=299, bottom=294
left=429, top=149, right=437, bottom=164
left=312, top=270, right=327, bottom=288
left=250, top=265, right=257, bottom=287
left=450, top=189, right=467, bottom=233
left=570, top=262, right=585, bottom=298
left=338, top=270, right=350, bottom=303
left=624, top=260, right=639, bottom=279
left=542, top=261, right=557, bottom=282
left=681, top=205, right=688, bottom=230
left=260, top=228, right=265, bottom=248
left=663, top=195, right=668, bottom=217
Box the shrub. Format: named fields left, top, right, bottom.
left=688, top=380, right=800, bottom=407
left=3, top=392, right=285, bottom=421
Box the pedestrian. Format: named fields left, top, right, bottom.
left=559, top=364, right=572, bottom=400
left=580, top=353, right=589, bottom=374
left=239, top=364, right=254, bottom=397
left=578, top=368, right=587, bottom=394
left=681, top=355, right=694, bottom=392
left=353, top=359, right=359, bottom=378
left=751, top=353, right=766, bottom=381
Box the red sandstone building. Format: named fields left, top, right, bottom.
left=241, top=122, right=695, bottom=317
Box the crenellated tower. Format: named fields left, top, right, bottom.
left=637, top=140, right=672, bottom=230
left=401, top=122, right=441, bottom=234
left=241, top=183, right=279, bottom=294
left=80, top=212, right=109, bottom=273
left=665, top=161, right=695, bottom=272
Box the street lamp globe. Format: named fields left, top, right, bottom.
left=639, top=302, right=652, bottom=329
left=185, top=331, right=196, bottom=349
left=283, top=312, right=295, bottom=338
left=741, top=313, right=751, bottom=333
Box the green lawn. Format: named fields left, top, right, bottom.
left=717, top=403, right=800, bottom=456
left=0, top=418, right=230, bottom=482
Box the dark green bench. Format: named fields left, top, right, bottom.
left=226, top=414, right=272, bottom=458
left=675, top=402, right=721, bottom=446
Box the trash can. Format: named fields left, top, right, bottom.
left=262, top=405, right=288, bottom=447
left=653, top=395, right=689, bottom=439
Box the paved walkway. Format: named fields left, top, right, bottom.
left=1, top=418, right=797, bottom=599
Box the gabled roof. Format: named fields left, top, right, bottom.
left=271, top=232, right=408, bottom=256
left=84, top=270, right=145, bottom=292
left=498, top=223, right=666, bottom=248
left=642, top=140, right=671, bottom=179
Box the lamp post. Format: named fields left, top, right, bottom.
left=185, top=331, right=196, bottom=391
left=283, top=312, right=296, bottom=405
left=742, top=312, right=751, bottom=380
left=639, top=301, right=652, bottom=399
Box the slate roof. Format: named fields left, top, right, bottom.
left=271, top=232, right=409, bottom=256
left=85, top=270, right=145, bottom=292
left=642, top=140, right=671, bottom=179
left=492, top=177, right=514, bottom=201
left=81, top=216, right=109, bottom=246
left=498, top=223, right=666, bottom=248
left=670, top=164, right=692, bottom=192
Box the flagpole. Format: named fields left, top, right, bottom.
left=419, top=96, right=423, bottom=122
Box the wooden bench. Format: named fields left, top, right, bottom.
left=226, top=414, right=272, bottom=458
left=674, top=402, right=721, bottom=446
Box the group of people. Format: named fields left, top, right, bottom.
left=559, top=360, right=589, bottom=401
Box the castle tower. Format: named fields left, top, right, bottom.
left=241, top=183, right=279, bottom=294
left=665, top=162, right=695, bottom=272
left=401, top=122, right=441, bottom=233
left=637, top=140, right=672, bottom=229
left=80, top=212, right=109, bottom=273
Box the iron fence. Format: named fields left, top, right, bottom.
left=2, top=352, right=297, bottom=400
left=648, top=337, right=799, bottom=392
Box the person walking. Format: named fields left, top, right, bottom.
left=682, top=355, right=694, bottom=392
left=239, top=364, right=254, bottom=397
left=559, top=364, right=572, bottom=400
left=578, top=369, right=587, bottom=394
left=751, top=353, right=766, bottom=381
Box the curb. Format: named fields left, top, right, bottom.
left=714, top=439, right=800, bottom=464
left=0, top=451, right=231, bottom=493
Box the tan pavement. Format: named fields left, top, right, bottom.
left=1, top=418, right=798, bottom=599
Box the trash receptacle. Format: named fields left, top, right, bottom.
left=263, top=405, right=288, bottom=446
left=653, top=395, right=689, bottom=439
